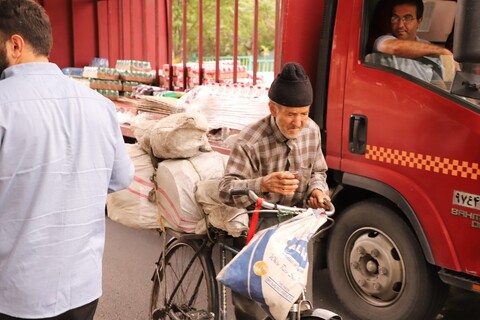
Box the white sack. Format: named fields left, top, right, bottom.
left=107, top=143, right=160, bottom=229
left=155, top=151, right=228, bottom=234
left=150, top=112, right=212, bottom=159
left=130, top=119, right=157, bottom=154
left=195, top=179, right=248, bottom=237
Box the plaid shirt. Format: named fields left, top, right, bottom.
left=219, top=115, right=328, bottom=208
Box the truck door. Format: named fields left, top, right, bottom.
left=323, top=0, right=480, bottom=319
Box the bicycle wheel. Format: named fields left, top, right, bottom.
left=150, top=238, right=219, bottom=320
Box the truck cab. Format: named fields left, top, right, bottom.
left=286, top=0, right=480, bottom=319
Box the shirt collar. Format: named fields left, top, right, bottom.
left=1, top=62, right=63, bottom=80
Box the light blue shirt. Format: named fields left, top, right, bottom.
left=0, top=62, right=134, bottom=318
left=372, top=34, right=444, bottom=81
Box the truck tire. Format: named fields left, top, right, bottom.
left=326, top=199, right=449, bottom=320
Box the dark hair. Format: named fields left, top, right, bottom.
left=392, top=0, right=424, bottom=19
left=0, top=0, right=53, bottom=56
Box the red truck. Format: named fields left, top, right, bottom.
left=43, top=0, right=479, bottom=319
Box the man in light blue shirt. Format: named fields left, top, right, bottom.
left=0, top=1, right=134, bottom=319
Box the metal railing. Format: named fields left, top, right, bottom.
left=165, top=0, right=278, bottom=90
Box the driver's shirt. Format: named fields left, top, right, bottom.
left=372, top=34, right=443, bottom=81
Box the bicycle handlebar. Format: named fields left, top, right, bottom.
left=230, top=189, right=335, bottom=216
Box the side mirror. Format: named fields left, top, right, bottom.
left=451, top=72, right=480, bottom=100
left=454, top=0, right=480, bottom=62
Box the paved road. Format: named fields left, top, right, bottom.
left=95, top=220, right=161, bottom=320
left=96, top=218, right=480, bottom=320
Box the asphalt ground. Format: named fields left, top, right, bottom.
left=96, top=218, right=480, bottom=320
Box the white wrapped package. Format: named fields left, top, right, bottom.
left=107, top=143, right=160, bottom=229
left=155, top=151, right=228, bottom=233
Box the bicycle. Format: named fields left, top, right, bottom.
left=149, top=189, right=342, bottom=320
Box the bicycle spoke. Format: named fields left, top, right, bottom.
left=150, top=238, right=218, bottom=320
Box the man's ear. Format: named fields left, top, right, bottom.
left=268, top=101, right=277, bottom=116
left=6, top=34, right=25, bottom=61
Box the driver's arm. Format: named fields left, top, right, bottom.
left=379, top=39, right=452, bottom=59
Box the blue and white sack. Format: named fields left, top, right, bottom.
left=216, top=209, right=328, bottom=320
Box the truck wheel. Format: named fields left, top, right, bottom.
left=326, top=199, right=449, bottom=320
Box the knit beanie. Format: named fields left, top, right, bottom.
left=268, top=62, right=313, bottom=107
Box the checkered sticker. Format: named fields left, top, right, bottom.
left=365, top=145, right=479, bottom=180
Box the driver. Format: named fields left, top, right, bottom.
left=372, top=0, right=453, bottom=81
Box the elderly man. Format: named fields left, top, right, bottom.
left=219, top=61, right=330, bottom=320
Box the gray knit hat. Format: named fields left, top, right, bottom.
left=268, top=62, right=313, bottom=107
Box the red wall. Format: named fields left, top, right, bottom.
left=44, top=0, right=167, bottom=70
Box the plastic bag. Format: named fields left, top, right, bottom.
left=216, top=209, right=328, bottom=320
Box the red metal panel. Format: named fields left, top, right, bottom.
left=120, top=0, right=131, bottom=59
left=325, top=0, right=348, bottom=170
left=97, top=1, right=109, bottom=59
left=274, top=0, right=284, bottom=74
left=107, top=0, right=121, bottom=66
left=130, top=0, right=144, bottom=59
left=215, top=0, right=221, bottom=82
left=233, top=0, right=239, bottom=83
left=279, top=0, right=324, bottom=82
left=182, top=0, right=188, bottom=89
left=71, top=0, right=98, bottom=67
left=167, top=0, right=173, bottom=89
left=198, top=0, right=204, bottom=84
left=252, top=0, right=259, bottom=85
left=143, top=0, right=158, bottom=64
left=154, top=0, right=169, bottom=74
left=44, top=0, right=73, bottom=68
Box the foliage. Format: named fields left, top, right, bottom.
left=171, top=0, right=276, bottom=62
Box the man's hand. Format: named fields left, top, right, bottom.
left=261, top=171, right=299, bottom=195
left=308, top=189, right=331, bottom=209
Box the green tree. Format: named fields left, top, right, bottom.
left=171, top=0, right=276, bottom=63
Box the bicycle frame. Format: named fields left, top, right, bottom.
left=150, top=189, right=340, bottom=320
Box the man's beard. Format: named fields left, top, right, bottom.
left=0, top=44, right=9, bottom=76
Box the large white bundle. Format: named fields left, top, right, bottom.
left=107, top=143, right=160, bottom=229
left=155, top=151, right=228, bottom=234
left=150, top=112, right=212, bottom=159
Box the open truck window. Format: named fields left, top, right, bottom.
left=362, top=0, right=479, bottom=109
